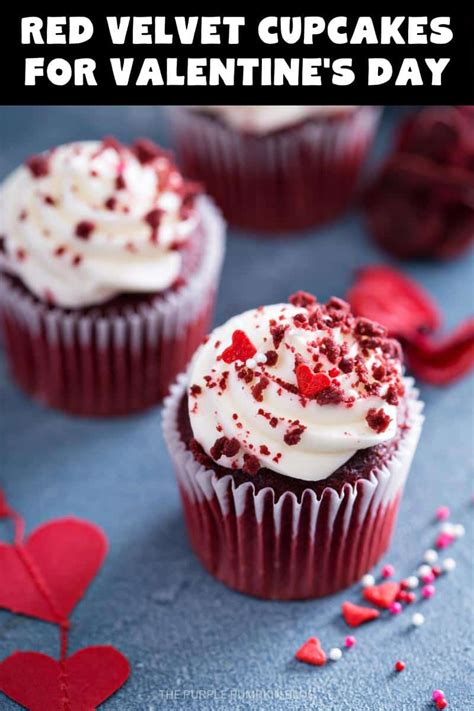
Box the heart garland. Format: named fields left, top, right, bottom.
left=0, top=490, right=130, bottom=710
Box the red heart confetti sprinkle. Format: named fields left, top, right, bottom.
left=347, top=265, right=440, bottom=341
left=296, top=364, right=331, bottom=398
left=341, top=601, right=380, bottom=627
left=0, top=646, right=130, bottom=711
left=0, top=517, right=107, bottom=624
left=363, top=582, right=400, bottom=609
left=404, top=318, right=474, bottom=386
left=220, top=330, right=257, bottom=364
left=295, top=637, right=327, bottom=666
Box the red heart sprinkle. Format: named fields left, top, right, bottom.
left=347, top=266, right=440, bottom=341
left=220, top=330, right=257, bottom=364
left=0, top=517, right=107, bottom=623
left=296, top=364, right=331, bottom=398
left=0, top=646, right=129, bottom=711
left=404, top=318, right=474, bottom=385
left=363, top=582, right=400, bottom=609
left=295, top=637, right=326, bottom=666
left=342, top=601, right=380, bottom=627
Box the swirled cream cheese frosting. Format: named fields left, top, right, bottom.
left=187, top=293, right=405, bottom=482
left=189, top=106, right=358, bottom=134
left=0, top=138, right=201, bottom=308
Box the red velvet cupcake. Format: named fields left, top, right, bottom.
left=163, top=293, right=423, bottom=599
left=168, top=106, right=380, bottom=233
left=0, top=138, right=225, bottom=416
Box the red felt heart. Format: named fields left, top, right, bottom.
left=296, top=364, right=331, bottom=398
left=0, top=646, right=130, bottom=711
left=0, top=517, right=107, bottom=623
left=220, top=330, right=257, bottom=364
left=363, top=582, right=400, bottom=609
left=295, top=637, right=326, bottom=666
left=341, top=601, right=380, bottom=627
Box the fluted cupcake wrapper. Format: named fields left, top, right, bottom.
left=0, top=197, right=225, bottom=417
left=163, top=375, right=424, bottom=600
left=169, top=106, right=381, bottom=233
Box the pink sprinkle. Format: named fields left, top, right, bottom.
left=389, top=601, right=402, bottom=615
left=435, top=532, right=455, bottom=549
left=436, top=506, right=450, bottom=521
left=422, top=584, right=436, bottom=599
left=381, top=564, right=395, bottom=579
left=421, top=571, right=435, bottom=584
left=345, top=636, right=356, bottom=648
left=432, top=690, right=445, bottom=702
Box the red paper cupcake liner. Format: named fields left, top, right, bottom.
left=169, top=107, right=381, bottom=233
left=0, top=198, right=225, bottom=417
left=163, top=376, right=423, bottom=600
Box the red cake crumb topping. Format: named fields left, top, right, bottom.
left=366, top=408, right=392, bottom=433
left=144, top=208, right=163, bottom=230
left=210, top=436, right=241, bottom=461
left=75, top=221, right=95, bottom=240
left=25, top=154, right=50, bottom=178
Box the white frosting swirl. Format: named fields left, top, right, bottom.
left=0, top=140, right=199, bottom=308
left=188, top=300, right=404, bottom=482
left=190, top=106, right=358, bottom=133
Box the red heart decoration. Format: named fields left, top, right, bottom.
left=0, top=517, right=107, bottom=623
left=296, top=364, right=331, bottom=398
left=0, top=646, right=130, bottom=711
left=294, top=637, right=326, bottom=666
left=220, top=330, right=257, bottom=364
left=342, top=601, right=380, bottom=627
left=363, top=582, right=400, bottom=609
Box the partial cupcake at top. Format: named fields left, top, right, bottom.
left=168, top=105, right=380, bottom=232
left=0, top=137, right=225, bottom=416
left=163, top=292, right=423, bottom=599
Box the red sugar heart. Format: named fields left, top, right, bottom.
left=363, top=582, right=400, bottom=609
left=342, top=601, right=380, bottom=627
left=0, top=646, right=129, bottom=711
left=405, top=318, right=474, bottom=385
left=220, top=330, right=257, bottom=364
left=0, top=517, right=107, bottom=623
left=296, top=364, right=331, bottom=398
left=295, top=637, right=326, bottom=666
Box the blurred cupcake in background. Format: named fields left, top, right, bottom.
left=163, top=292, right=423, bottom=599
left=168, top=106, right=380, bottom=233
left=0, top=137, right=225, bottom=416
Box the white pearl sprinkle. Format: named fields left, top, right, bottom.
left=412, top=612, right=425, bottom=627
left=406, top=575, right=419, bottom=589
left=443, top=557, right=456, bottom=572
left=329, top=647, right=342, bottom=661
left=440, top=522, right=456, bottom=535
left=245, top=358, right=257, bottom=369
left=361, top=574, right=375, bottom=588
left=255, top=353, right=267, bottom=364
left=417, top=564, right=432, bottom=578
left=423, top=549, right=439, bottom=565
left=453, top=523, right=465, bottom=538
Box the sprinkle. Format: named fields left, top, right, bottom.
left=296, top=364, right=331, bottom=398
left=411, top=612, right=425, bottom=626
left=421, top=571, right=435, bottom=584
left=405, top=592, right=416, bottom=604
left=255, top=352, right=267, bottom=364
left=442, top=557, right=456, bottom=572
left=363, top=582, right=400, bottom=609
left=423, top=549, right=439, bottom=565
left=422, top=584, right=435, bottom=599
left=435, top=532, right=455, bottom=549
left=436, top=699, right=448, bottom=710
left=431, top=565, right=442, bottom=577
left=361, top=574, right=375, bottom=588
left=245, top=358, right=257, bottom=369
left=328, top=647, right=342, bottom=662
left=344, top=636, right=356, bottom=648
left=394, top=660, right=405, bottom=672
left=406, top=576, right=419, bottom=589
left=453, top=523, right=465, bottom=538
left=295, top=637, right=326, bottom=666
left=220, top=330, right=257, bottom=365
left=432, top=690, right=445, bottom=702
left=440, top=522, right=456, bottom=535
left=389, top=602, right=402, bottom=615
left=381, top=564, right=395, bottom=579
left=418, top=564, right=432, bottom=578
left=342, top=601, right=380, bottom=627
left=435, top=506, right=450, bottom=521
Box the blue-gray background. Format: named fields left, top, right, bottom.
left=0, top=108, right=473, bottom=710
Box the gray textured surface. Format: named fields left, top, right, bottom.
left=0, top=107, right=473, bottom=710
